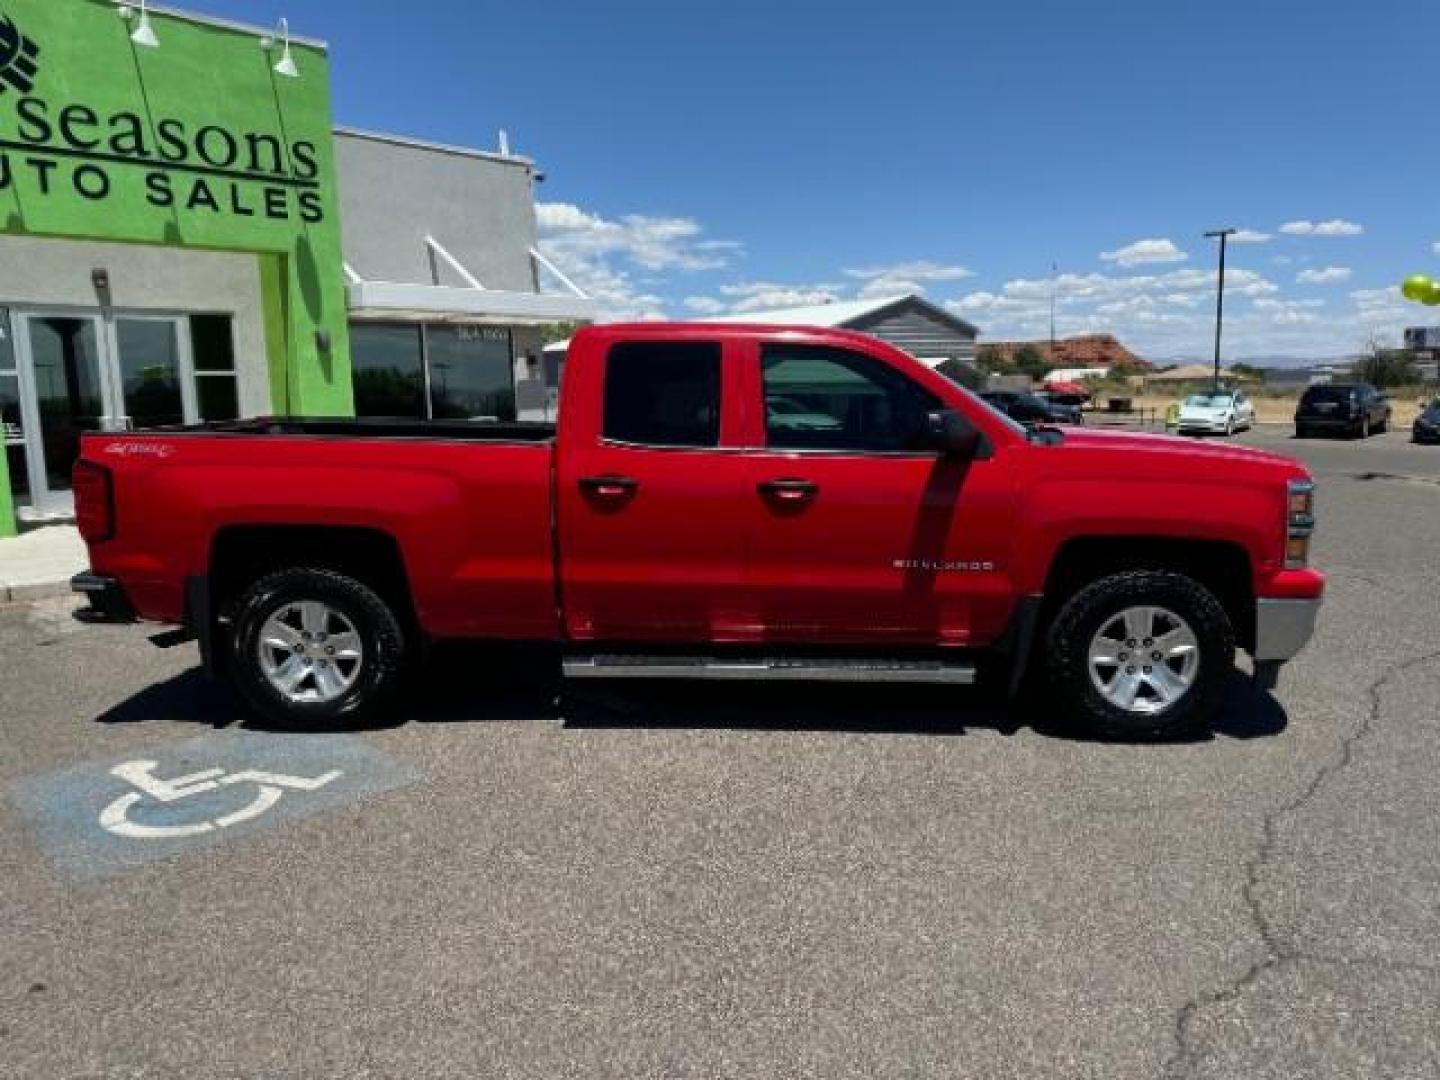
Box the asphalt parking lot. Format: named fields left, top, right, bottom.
left=2, top=425, right=1438, bottom=1079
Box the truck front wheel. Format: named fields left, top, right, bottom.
left=228, top=568, right=409, bottom=729
left=1043, top=570, right=1235, bottom=739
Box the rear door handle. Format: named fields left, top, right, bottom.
left=758, top=478, right=819, bottom=501
left=578, top=475, right=639, bottom=497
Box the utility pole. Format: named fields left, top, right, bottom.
left=1049, top=262, right=1058, bottom=365
left=1205, top=228, right=1237, bottom=391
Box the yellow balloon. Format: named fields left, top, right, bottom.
left=1424, top=281, right=1440, bottom=307
left=1403, top=275, right=1434, bottom=302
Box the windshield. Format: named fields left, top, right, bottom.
left=1184, top=393, right=1233, bottom=408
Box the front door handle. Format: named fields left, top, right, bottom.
left=758, top=478, right=819, bottom=501
left=578, top=474, right=639, bottom=497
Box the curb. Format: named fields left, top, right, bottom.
left=1, top=580, right=77, bottom=605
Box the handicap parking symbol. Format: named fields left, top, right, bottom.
left=11, top=732, right=420, bottom=881
left=99, top=759, right=344, bottom=839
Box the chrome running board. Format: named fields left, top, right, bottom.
left=563, top=655, right=976, bottom=685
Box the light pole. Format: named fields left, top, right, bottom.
left=1049, top=261, right=1058, bottom=364
left=1205, top=228, right=1237, bottom=391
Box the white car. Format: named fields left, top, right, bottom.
left=1177, top=390, right=1255, bottom=436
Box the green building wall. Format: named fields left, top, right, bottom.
left=0, top=0, right=353, bottom=535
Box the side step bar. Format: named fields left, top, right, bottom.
left=563, top=655, right=976, bottom=685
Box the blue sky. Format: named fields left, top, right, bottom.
left=188, top=0, right=1434, bottom=360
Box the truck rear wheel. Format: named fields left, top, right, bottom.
left=1043, top=570, right=1235, bottom=739
left=228, top=568, right=408, bottom=729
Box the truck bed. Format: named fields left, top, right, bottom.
left=80, top=423, right=559, bottom=640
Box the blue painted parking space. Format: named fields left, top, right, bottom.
left=10, top=732, right=421, bottom=881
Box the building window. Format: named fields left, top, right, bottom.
left=428, top=326, right=515, bottom=421
left=189, top=314, right=241, bottom=422
left=350, top=323, right=516, bottom=421
left=351, top=324, right=425, bottom=418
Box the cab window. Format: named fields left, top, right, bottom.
left=603, top=341, right=722, bottom=447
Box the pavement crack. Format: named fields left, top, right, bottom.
left=1161, top=648, right=1440, bottom=1079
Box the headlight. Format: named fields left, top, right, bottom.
left=1285, top=479, right=1315, bottom=569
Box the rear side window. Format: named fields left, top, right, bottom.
left=603, top=341, right=722, bottom=447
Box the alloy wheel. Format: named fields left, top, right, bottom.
left=257, top=600, right=365, bottom=704
left=1087, top=605, right=1200, bottom=716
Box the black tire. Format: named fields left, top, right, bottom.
left=1376, top=415, right=1389, bottom=434
left=1043, top=570, right=1235, bottom=740
left=227, top=568, right=409, bottom=729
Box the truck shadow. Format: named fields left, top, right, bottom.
left=94, top=643, right=1289, bottom=744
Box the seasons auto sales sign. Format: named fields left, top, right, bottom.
left=0, top=5, right=325, bottom=224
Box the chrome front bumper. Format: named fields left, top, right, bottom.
left=1254, top=598, right=1322, bottom=662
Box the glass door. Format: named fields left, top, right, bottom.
left=15, top=312, right=106, bottom=514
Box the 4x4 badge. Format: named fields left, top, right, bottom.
left=0, top=12, right=40, bottom=96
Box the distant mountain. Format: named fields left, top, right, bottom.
left=1153, top=354, right=1355, bottom=369
left=1238, top=354, right=1357, bottom=370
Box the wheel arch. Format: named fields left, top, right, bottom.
left=1041, top=535, right=1255, bottom=651
left=207, top=524, right=418, bottom=637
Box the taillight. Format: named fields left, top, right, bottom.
left=72, top=460, right=115, bottom=543
left=1284, top=478, right=1315, bottom=569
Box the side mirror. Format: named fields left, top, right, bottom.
left=921, top=410, right=983, bottom=458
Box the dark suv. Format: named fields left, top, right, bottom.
left=980, top=390, right=1084, bottom=426
left=1295, top=383, right=1391, bottom=439
left=1414, top=397, right=1440, bottom=445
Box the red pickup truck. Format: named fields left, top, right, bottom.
left=71, top=323, right=1323, bottom=738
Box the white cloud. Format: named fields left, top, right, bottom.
left=845, top=260, right=973, bottom=284
left=1230, top=229, right=1272, bottom=244
left=947, top=265, right=1416, bottom=360
left=840, top=260, right=975, bottom=302
left=535, top=200, right=743, bottom=319
left=1254, top=298, right=1325, bottom=310
left=1297, top=266, right=1352, bottom=285
left=535, top=202, right=598, bottom=232
left=1433, top=241, right=1440, bottom=255
left=717, top=281, right=845, bottom=313
left=1100, top=238, right=1189, bottom=267
left=682, top=295, right=727, bottom=315
left=1279, top=219, right=1364, bottom=237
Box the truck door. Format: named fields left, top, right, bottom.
left=739, top=339, right=1016, bottom=647
left=556, top=335, right=750, bottom=642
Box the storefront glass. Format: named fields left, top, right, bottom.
left=351, top=324, right=425, bottom=418
left=116, top=319, right=186, bottom=429
left=428, top=327, right=515, bottom=421
left=30, top=315, right=103, bottom=493
left=0, top=309, right=27, bottom=501
left=351, top=323, right=515, bottom=421
left=190, top=314, right=241, bottom=422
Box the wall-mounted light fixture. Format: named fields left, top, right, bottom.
left=117, top=0, right=160, bottom=49
left=261, top=18, right=300, bottom=78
